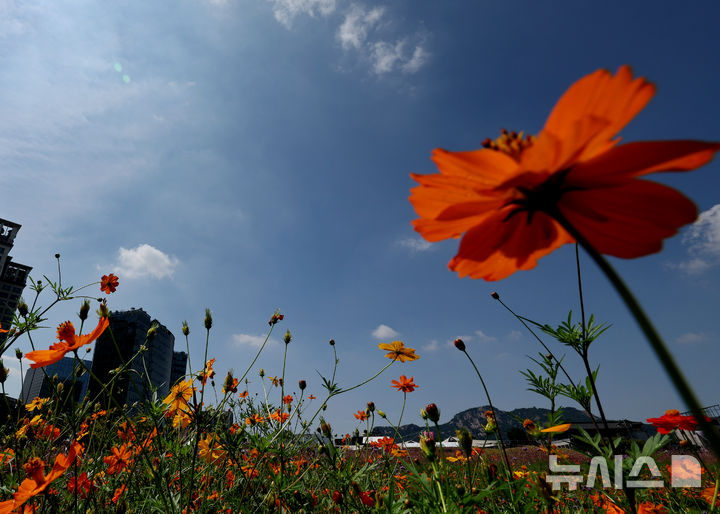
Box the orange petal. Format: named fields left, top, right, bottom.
left=569, top=140, right=720, bottom=186
left=430, top=147, right=519, bottom=186
left=543, top=66, right=655, bottom=161
left=541, top=423, right=571, bottom=433
left=560, top=180, right=697, bottom=258
left=449, top=209, right=572, bottom=281
left=26, top=343, right=71, bottom=369
left=71, top=316, right=109, bottom=350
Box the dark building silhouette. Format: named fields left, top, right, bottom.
left=170, top=351, right=188, bottom=386
left=21, top=356, right=92, bottom=404
left=87, top=308, right=175, bottom=409
left=0, top=218, right=32, bottom=343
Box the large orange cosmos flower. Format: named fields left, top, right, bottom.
left=25, top=316, right=109, bottom=368
left=0, top=442, right=82, bottom=514
left=410, top=66, right=720, bottom=281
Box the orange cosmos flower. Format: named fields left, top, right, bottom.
left=25, top=316, right=109, bottom=369
left=646, top=409, right=709, bottom=434
left=163, top=379, right=194, bottom=415
left=410, top=66, right=720, bottom=281
left=200, top=358, right=216, bottom=386
left=354, top=410, right=368, bottom=421
left=103, top=444, right=133, bottom=474
left=0, top=442, right=81, bottom=514
left=391, top=375, right=418, bottom=393
left=378, top=341, right=419, bottom=362
left=100, top=273, right=119, bottom=294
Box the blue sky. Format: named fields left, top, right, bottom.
left=2, top=0, right=720, bottom=436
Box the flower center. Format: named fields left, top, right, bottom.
left=482, top=129, right=535, bottom=161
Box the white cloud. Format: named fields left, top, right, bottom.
left=402, top=45, right=429, bottom=73
left=675, top=332, right=711, bottom=345
left=268, top=0, right=336, bottom=28
left=423, top=339, right=440, bottom=352
left=672, top=204, right=720, bottom=274
left=369, top=39, right=428, bottom=75
left=397, top=236, right=432, bottom=254
left=336, top=5, right=384, bottom=50
left=372, top=324, right=399, bottom=339
left=474, top=330, right=498, bottom=344
left=232, top=333, right=280, bottom=348
left=112, top=244, right=179, bottom=279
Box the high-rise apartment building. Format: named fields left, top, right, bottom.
left=88, top=308, right=175, bottom=409
left=170, top=351, right=188, bottom=387
left=21, top=356, right=92, bottom=404
left=0, top=218, right=32, bottom=342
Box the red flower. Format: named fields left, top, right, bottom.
left=647, top=409, right=709, bottom=434
left=391, top=375, right=418, bottom=393
left=25, top=317, right=109, bottom=368
left=100, top=274, right=119, bottom=294
left=410, top=66, right=720, bottom=281
left=354, top=410, right=368, bottom=421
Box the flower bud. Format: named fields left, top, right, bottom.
left=332, top=491, right=343, bottom=504
left=15, top=348, right=23, bottom=360
left=182, top=321, right=190, bottom=336
left=453, top=338, right=466, bottom=351
left=259, top=369, right=265, bottom=378
left=425, top=403, right=440, bottom=423
left=284, top=330, right=292, bottom=345
left=55, top=253, right=60, bottom=259
left=0, top=361, right=8, bottom=384
left=79, top=300, right=90, bottom=321
left=366, top=401, right=375, bottom=412
left=329, top=339, right=335, bottom=346
left=320, top=418, right=332, bottom=439
left=204, top=308, right=212, bottom=330
left=56, top=382, right=64, bottom=393
left=298, top=380, right=306, bottom=390
left=457, top=428, right=473, bottom=458
left=146, top=323, right=158, bottom=341
left=491, top=291, right=500, bottom=300
left=419, top=431, right=436, bottom=462
left=96, top=300, right=109, bottom=318
left=17, top=301, right=28, bottom=317
left=377, top=410, right=387, bottom=419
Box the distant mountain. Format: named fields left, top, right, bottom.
left=370, top=405, right=591, bottom=440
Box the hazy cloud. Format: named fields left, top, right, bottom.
left=423, top=339, right=440, bottom=352
left=232, top=333, right=280, bottom=348
left=112, top=244, right=179, bottom=279
left=372, top=324, right=399, bottom=339
left=675, top=332, right=711, bottom=345
left=396, top=236, right=432, bottom=254
left=268, top=0, right=336, bottom=28
left=370, top=39, right=427, bottom=75
left=474, top=330, right=498, bottom=344
left=337, top=5, right=384, bottom=50
left=505, top=330, right=523, bottom=343
left=671, top=204, right=720, bottom=274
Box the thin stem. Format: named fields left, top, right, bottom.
left=460, top=349, right=512, bottom=474
left=551, top=207, right=720, bottom=459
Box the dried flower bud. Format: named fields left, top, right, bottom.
left=269, top=310, right=284, bottom=326
left=17, top=301, right=28, bottom=317
left=298, top=380, right=306, bottom=390
left=320, top=418, right=332, bottom=439
left=454, top=338, right=466, bottom=351
left=425, top=403, right=440, bottom=423
left=204, top=308, right=213, bottom=330
left=56, top=382, right=64, bottom=393
left=182, top=321, right=190, bottom=336
left=284, top=330, right=292, bottom=345
left=79, top=300, right=90, bottom=321
left=15, top=348, right=23, bottom=360
left=491, top=292, right=500, bottom=300
left=96, top=300, right=109, bottom=318
left=332, top=491, right=343, bottom=504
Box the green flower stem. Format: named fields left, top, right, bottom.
left=398, top=391, right=407, bottom=428
left=430, top=462, right=448, bottom=513
left=711, top=477, right=719, bottom=513
left=459, top=349, right=512, bottom=476
left=551, top=208, right=720, bottom=459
